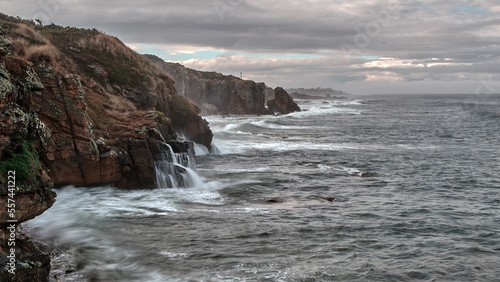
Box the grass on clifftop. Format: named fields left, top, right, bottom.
left=36, top=24, right=148, bottom=87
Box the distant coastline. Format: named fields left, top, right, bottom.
left=286, top=87, right=348, bottom=100
left=285, top=87, right=348, bottom=100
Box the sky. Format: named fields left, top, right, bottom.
left=3, top=0, right=500, bottom=94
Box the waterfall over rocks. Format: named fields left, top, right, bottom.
left=154, top=141, right=204, bottom=188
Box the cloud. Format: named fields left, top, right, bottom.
left=2, top=0, right=500, bottom=94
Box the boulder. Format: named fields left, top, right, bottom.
left=267, top=87, right=301, bottom=114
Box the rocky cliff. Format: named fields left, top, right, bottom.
left=0, top=15, right=212, bottom=190
left=146, top=56, right=268, bottom=115
left=0, top=14, right=212, bottom=281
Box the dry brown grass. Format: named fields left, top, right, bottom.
left=24, top=43, right=60, bottom=63
left=77, top=33, right=136, bottom=59
left=9, top=37, right=29, bottom=57
left=6, top=23, right=68, bottom=74
left=15, top=23, right=49, bottom=44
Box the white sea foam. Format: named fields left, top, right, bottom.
left=317, top=164, right=364, bottom=176
left=214, top=167, right=271, bottom=173
left=159, top=251, right=189, bottom=259
left=193, top=142, right=210, bottom=156
left=249, top=120, right=309, bottom=130
left=287, top=105, right=361, bottom=118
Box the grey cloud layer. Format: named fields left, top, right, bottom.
left=3, top=0, right=500, bottom=93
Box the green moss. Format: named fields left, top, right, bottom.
left=0, top=137, right=41, bottom=181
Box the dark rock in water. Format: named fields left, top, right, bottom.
left=321, top=196, right=336, bottom=202
left=265, top=197, right=284, bottom=203
left=359, top=172, right=377, bottom=177
left=267, top=87, right=301, bottom=115
left=0, top=229, right=51, bottom=282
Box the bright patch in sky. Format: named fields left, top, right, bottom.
left=453, top=6, right=488, bottom=14
left=129, top=44, right=323, bottom=62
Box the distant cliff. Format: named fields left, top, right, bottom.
left=146, top=56, right=273, bottom=115
left=285, top=87, right=348, bottom=97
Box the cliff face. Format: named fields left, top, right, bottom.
left=146, top=56, right=267, bottom=115
left=0, top=16, right=212, bottom=190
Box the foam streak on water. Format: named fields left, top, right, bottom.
left=26, top=94, right=500, bottom=281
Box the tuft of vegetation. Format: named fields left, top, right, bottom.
left=0, top=136, right=41, bottom=181
left=170, top=95, right=201, bottom=114
left=35, top=24, right=148, bottom=87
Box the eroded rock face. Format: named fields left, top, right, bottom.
left=0, top=39, right=56, bottom=280
left=0, top=61, right=56, bottom=228
left=267, top=87, right=301, bottom=115
left=146, top=57, right=267, bottom=115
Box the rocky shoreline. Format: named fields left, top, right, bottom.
left=0, top=13, right=301, bottom=281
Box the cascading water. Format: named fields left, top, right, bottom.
left=154, top=142, right=205, bottom=188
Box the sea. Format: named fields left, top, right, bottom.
left=24, top=94, right=500, bottom=281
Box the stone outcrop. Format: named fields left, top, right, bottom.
left=0, top=229, right=51, bottom=282
left=267, top=87, right=301, bottom=114
left=0, top=28, right=55, bottom=280
left=146, top=56, right=267, bottom=115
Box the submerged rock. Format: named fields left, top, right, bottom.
left=265, top=197, right=284, bottom=203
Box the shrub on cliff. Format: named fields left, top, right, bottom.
left=0, top=136, right=41, bottom=181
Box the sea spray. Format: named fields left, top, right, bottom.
left=154, top=142, right=204, bottom=188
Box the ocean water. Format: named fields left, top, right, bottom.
left=25, top=94, right=500, bottom=281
